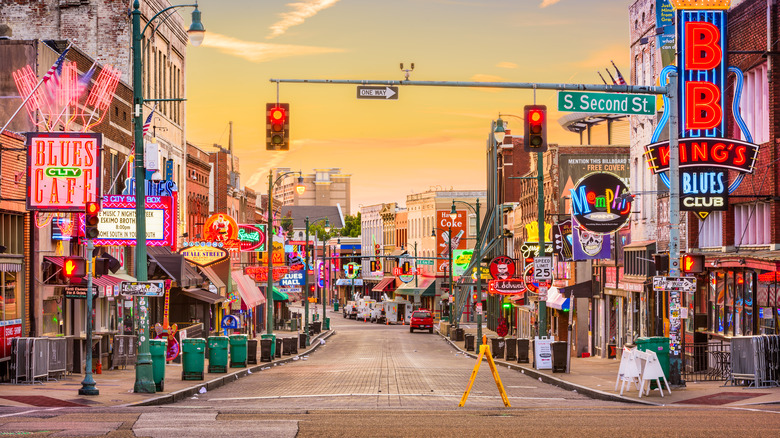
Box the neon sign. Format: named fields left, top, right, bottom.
left=570, top=172, right=631, bottom=234
left=238, top=224, right=266, bottom=252
left=26, top=132, right=102, bottom=212
left=646, top=1, right=758, bottom=220
left=79, top=195, right=175, bottom=247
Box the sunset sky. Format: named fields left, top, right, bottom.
left=177, top=0, right=634, bottom=214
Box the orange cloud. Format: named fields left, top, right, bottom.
left=496, top=61, right=518, bottom=69
left=202, top=32, right=344, bottom=63
left=268, top=0, right=341, bottom=39
left=540, top=0, right=562, bottom=7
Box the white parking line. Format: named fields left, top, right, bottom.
left=209, top=393, right=565, bottom=402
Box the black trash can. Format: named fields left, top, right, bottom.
left=275, top=338, right=282, bottom=358
left=464, top=333, right=475, bottom=351
left=312, top=321, right=321, bottom=334
left=551, top=341, right=567, bottom=373
left=505, top=337, right=517, bottom=361
left=247, top=339, right=258, bottom=365
left=299, top=333, right=307, bottom=349
left=260, top=339, right=273, bottom=362
left=455, top=328, right=465, bottom=342
left=491, top=337, right=506, bottom=359
left=517, top=339, right=530, bottom=363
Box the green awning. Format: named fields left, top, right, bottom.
left=394, top=277, right=436, bottom=297
left=272, top=286, right=289, bottom=301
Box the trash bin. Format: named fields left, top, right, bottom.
left=261, top=334, right=276, bottom=359
left=207, top=336, right=229, bottom=373
left=312, top=321, right=321, bottom=334
left=491, top=337, right=506, bottom=359
left=229, top=334, right=248, bottom=367
left=505, top=337, right=517, bottom=361
left=608, top=343, right=617, bottom=359
left=247, top=339, right=258, bottom=365
left=636, top=337, right=670, bottom=384
left=260, top=338, right=273, bottom=362
left=291, top=319, right=298, bottom=332
left=551, top=341, right=567, bottom=373
left=282, top=337, right=292, bottom=355
left=323, top=318, right=330, bottom=330
left=288, top=337, right=298, bottom=354
left=517, top=339, right=530, bottom=363
left=181, top=338, right=206, bottom=380
left=299, top=333, right=307, bottom=349
left=150, top=338, right=167, bottom=391
left=464, top=333, right=475, bottom=352
left=334, top=302, right=339, bottom=312
left=275, top=338, right=282, bottom=358
left=452, top=328, right=464, bottom=342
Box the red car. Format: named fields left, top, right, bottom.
left=410, top=310, right=433, bottom=333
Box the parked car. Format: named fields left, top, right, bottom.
left=409, top=309, right=433, bottom=333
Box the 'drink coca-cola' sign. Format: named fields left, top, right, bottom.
left=436, top=209, right=467, bottom=274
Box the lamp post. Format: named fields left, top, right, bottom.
left=304, top=216, right=329, bottom=346
left=264, top=170, right=304, bottom=352
left=432, top=219, right=454, bottom=328
left=131, top=0, right=204, bottom=393
left=317, top=219, right=333, bottom=328
left=452, top=199, right=481, bottom=349
left=497, top=114, right=547, bottom=337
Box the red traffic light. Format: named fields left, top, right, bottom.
left=85, top=201, right=101, bottom=239
left=528, top=109, right=544, bottom=124
left=63, top=256, right=86, bottom=283
left=269, top=106, right=286, bottom=124
left=524, top=105, right=548, bottom=152
left=472, top=294, right=478, bottom=301
left=682, top=254, right=705, bottom=273
left=348, top=264, right=354, bottom=275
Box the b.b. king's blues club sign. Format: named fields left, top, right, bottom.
left=644, top=2, right=759, bottom=220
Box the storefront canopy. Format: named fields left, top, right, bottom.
left=147, top=247, right=201, bottom=288
left=372, top=277, right=396, bottom=293
left=180, top=287, right=225, bottom=305
left=560, top=280, right=594, bottom=299
left=336, top=278, right=363, bottom=286
left=201, top=266, right=227, bottom=294
left=394, top=277, right=436, bottom=297
left=546, top=286, right=570, bottom=311
left=231, top=271, right=265, bottom=308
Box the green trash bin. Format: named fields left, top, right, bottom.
left=229, top=334, right=248, bottom=367
left=323, top=317, right=330, bottom=330
left=207, top=336, right=229, bottom=373
left=149, top=338, right=167, bottom=392
left=290, top=319, right=298, bottom=332
left=334, top=302, right=339, bottom=312
left=182, top=338, right=206, bottom=380
left=636, top=337, right=671, bottom=385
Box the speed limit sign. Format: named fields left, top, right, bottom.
left=533, top=256, right=552, bottom=281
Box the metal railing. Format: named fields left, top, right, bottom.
left=682, top=340, right=731, bottom=381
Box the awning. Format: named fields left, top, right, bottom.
left=546, top=286, right=570, bottom=311
left=389, top=249, right=407, bottom=257
left=560, top=280, right=594, bottom=299
left=180, top=287, right=225, bottom=305
left=272, top=287, right=289, bottom=301
left=44, top=256, right=65, bottom=268
left=336, top=278, right=363, bottom=286
left=90, top=275, right=121, bottom=289
left=147, top=247, right=201, bottom=288
left=200, top=266, right=227, bottom=293
left=394, top=277, right=436, bottom=297
left=372, top=277, right=396, bottom=293
left=104, top=272, right=138, bottom=283
left=231, top=271, right=265, bottom=308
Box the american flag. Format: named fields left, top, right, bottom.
left=142, top=103, right=157, bottom=137
left=611, top=60, right=627, bottom=85
left=43, top=47, right=70, bottom=88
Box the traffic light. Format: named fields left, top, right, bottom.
left=93, top=257, right=109, bottom=278
left=472, top=293, right=478, bottom=302
left=523, top=105, right=547, bottom=153
left=402, top=261, right=411, bottom=274
left=266, top=103, right=290, bottom=150
left=654, top=254, right=670, bottom=272
left=84, top=201, right=100, bottom=239
left=62, top=256, right=86, bottom=284
left=347, top=263, right=355, bottom=277
left=682, top=254, right=705, bottom=273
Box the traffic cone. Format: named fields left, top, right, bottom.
left=95, top=361, right=102, bottom=374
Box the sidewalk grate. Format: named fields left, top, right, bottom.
left=0, top=396, right=88, bottom=407
left=674, top=392, right=770, bottom=406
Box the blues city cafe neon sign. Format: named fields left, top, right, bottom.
left=570, top=172, right=632, bottom=235
left=645, top=3, right=759, bottom=220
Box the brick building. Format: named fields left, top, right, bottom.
left=185, top=142, right=212, bottom=240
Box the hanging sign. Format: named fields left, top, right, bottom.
left=120, top=281, right=166, bottom=297
left=64, top=285, right=98, bottom=299
left=81, top=195, right=176, bottom=247
left=180, top=246, right=229, bottom=267
left=489, top=279, right=526, bottom=297
left=238, top=224, right=266, bottom=252
left=553, top=219, right=574, bottom=262
left=488, top=256, right=516, bottom=280
left=202, top=213, right=239, bottom=247
left=26, top=132, right=102, bottom=212
left=570, top=172, right=631, bottom=234
left=245, top=265, right=289, bottom=282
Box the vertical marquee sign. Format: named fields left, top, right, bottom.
left=26, top=132, right=102, bottom=211
left=645, top=0, right=759, bottom=220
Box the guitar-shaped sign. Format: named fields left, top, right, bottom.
left=154, top=281, right=179, bottom=361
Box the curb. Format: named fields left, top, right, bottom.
left=437, top=330, right=658, bottom=406
left=127, top=330, right=336, bottom=407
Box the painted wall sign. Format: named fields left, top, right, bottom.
left=79, top=195, right=176, bottom=247
left=26, top=132, right=102, bottom=212
left=238, top=224, right=266, bottom=252
left=488, top=256, right=516, bottom=280
left=180, top=246, right=229, bottom=267
left=645, top=3, right=759, bottom=220
left=436, top=209, right=467, bottom=273
left=570, top=172, right=631, bottom=234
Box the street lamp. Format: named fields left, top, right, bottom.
left=303, top=216, right=329, bottom=346
left=319, top=219, right=334, bottom=328
left=131, top=0, right=205, bottom=394
left=432, top=223, right=453, bottom=329
left=499, top=114, right=547, bottom=336
left=264, top=170, right=304, bottom=353
left=452, top=199, right=481, bottom=349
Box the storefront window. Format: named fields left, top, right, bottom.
left=715, top=271, right=725, bottom=333
left=726, top=272, right=734, bottom=334
left=744, top=271, right=754, bottom=336
left=1, top=271, right=20, bottom=321
left=758, top=273, right=778, bottom=334
left=735, top=272, right=743, bottom=336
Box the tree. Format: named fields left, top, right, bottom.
left=340, top=212, right=361, bottom=237
left=280, top=213, right=293, bottom=237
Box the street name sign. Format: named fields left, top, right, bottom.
left=533, top=256, right=552, bottom=281
left=417, top=259, right=434, bottom=265
left=357, top=86, right=398, bottom=100
left=558, top=91, right=655, bottom=116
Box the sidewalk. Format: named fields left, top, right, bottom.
left=439, top=323, right=780, bottom=407
left=0, top=329, right=333, bottom=409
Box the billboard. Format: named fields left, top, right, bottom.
left=558, top=154, right=629, bottom=214
left=80, top=195, right=175, bottom=247
left=26, top=132, right=102, bottom=212
left=436, top=209, right=468, bottom=274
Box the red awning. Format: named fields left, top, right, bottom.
left=372, top=277, right=396, bottom=293
left=231, top=271, right=266, bottom=308
left=44, top=256, right=65, bottom=268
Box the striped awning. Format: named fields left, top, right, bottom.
left=0, top=263, right=22, bottom=272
